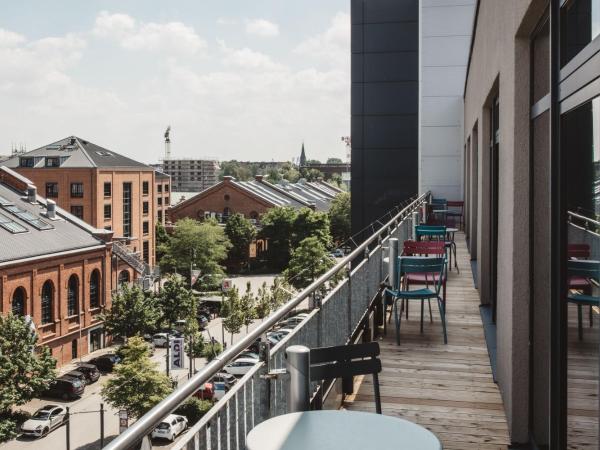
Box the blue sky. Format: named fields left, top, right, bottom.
left=0, top=1, right=350, bottom=163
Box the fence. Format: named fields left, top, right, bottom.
left=104, top=192, right=429, bottom=450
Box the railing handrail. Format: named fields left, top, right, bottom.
left=103, top=191, right=430, bottom=450
left=567, top=210, right=600, bottom=228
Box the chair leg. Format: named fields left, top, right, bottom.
left=394, top=299, right=402, bottom=345
left=428, top=299, right=433, bottom=323
left=420, top=300, right=424, bottom=333
left=452, top=242, right=459, bottom=274
left=577, top=304, right=583, bottom=341
left=438, top=297, right=448, bottom=344
left=590, top=305, right=593, bottom=328
left=372, top=372, right=382, bottom=414
left=405, top=298, right=409, bottom=320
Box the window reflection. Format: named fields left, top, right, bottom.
left=561, top=0, right=600, bottom=67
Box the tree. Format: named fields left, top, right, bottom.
left=306, top=159, right=322, bottom=165
left=155, top=274, right=196, bottom=330
left=186, top=332, right=205, bottom=358
left=255, top=282, right=272, bottom=319
left=168, top=218, right=231, bottom=278
left=293, top=208, right=332, bottom=249
left=267, top=168, right=282, bottom=183
left=102, top=285, right=159, bottom=339
left=239, top=282, right=256, bottom=333
left=326, top=157, right=343, bottom=164
left=329, top=192, right=351, bottom=245
left=270, top=277, right=293, bottom=309
left=221, top=287, right=244, bottom=343
left=225, top=213, right=257, bottom=269
left=300, top=168, right=324, bottom=181
left=0, top=315, right=56, bottom=416
left=102, top=337, right=172, bottom=418
left=280, top=163, right=301, bottom=183
left=284, top=237, right=335, bottom=290
left=259, top=207, right=297, bottom=269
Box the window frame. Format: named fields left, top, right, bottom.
left=70, top=183, right=84, bottom=198
left=41, top=281, right=54, bottom=325
left=45, top=182, right=59, bottom=198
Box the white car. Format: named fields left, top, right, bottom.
left=152, top=333, right=170, bottom=348
left=151, top=414, right=188, bottom=442
left=223, top=357, right=258, bottom=376
left=21, top=405, right=66, bottom=438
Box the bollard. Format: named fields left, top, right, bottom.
left=286, top=345, right=310, bottom=412
left=388, top=238, right=399, bottom=290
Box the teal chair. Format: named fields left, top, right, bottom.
left=416, top=225, right=458, bottom=273
left=385, top=256, right=448, bottom=345
left=567, top=259, right=600, bottom=341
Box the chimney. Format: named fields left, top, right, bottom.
left=70, top=137, right=76, bottom=145
left=46, top=199, right=56, bottom=219
left=254, top=174, right=264, bottom=182
left=27, top=185, right=37, bottom=203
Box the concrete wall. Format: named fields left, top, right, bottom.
left=419, top=0, right=475, bottom=201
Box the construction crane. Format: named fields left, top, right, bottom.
left=164, top=126, right=171, bottom=160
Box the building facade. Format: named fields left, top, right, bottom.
left=0, top=167, right=114, bottom=366
left=162, top=158, right=219, bottom=192
left=2, top=137, right=156, bottom=268
left=155, top=170, right=171, bottom=226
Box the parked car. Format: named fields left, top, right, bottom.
left=330, top=249, right=344, bottom=258
left=270, top=328, right=294, bottom=340
left=197, top=315, right=209, bottom=330
left=279, top=316, right=307, bottom=328
left=63, top=370, right=88, bottom=386
left=223, top=357, right=258, bottom=377
left=151, top=414, right=188, bottom=442
left=211, top=372, right=237, bottom=387
left=213, top=381, right=228, bottom=400
left=239, top=351, right=259, bottom=360
left=152, top=333, right=170, bottom=348
left=74, top=363, right=100, bottom=383
left=20, top=405, right=66, bottom=438
left=43, top=377, right=84, bottom=400
left=193, top=383, right=214, bottom=401
left=88, top=354, right=121, bottom=372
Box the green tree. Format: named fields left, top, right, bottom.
left=259, top=207, right=297, bottom=269
left=155, top=222, right=170, bottom=261
left=328, top=192, right=351, bottom=245
left=0, top=315, right=56, bottom=417
left=225, top=213, right=257, bottom=269
left=155, top=274, right=196, bottom=330
left=284, top=237, right=335, bottom=290
left=169, top=218, right=231, bottom=278
left=280, top=163, right=301, bottom=182
left=186, top=332, right=205, bottom=358
left=102, top=285, right=159, bottom=339
left=293, top=208, right=332, bottom=249
left=239, top=282, right=256, bottom=332
left=267, top=168, right=282, bottom=182
left=300, top=168, right=324, bottom=181
left=326, top=157, right=343, bottom=164
left=202, top=341, right=223, bottom=361
left=221, top=287, right=244, bottom=343
left=270, top=277, right=293, bottom=309
left=102, top=337, right=172, bottom=418
left=255, top=282, right=272, bottom=319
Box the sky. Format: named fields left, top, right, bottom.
left=0, top=1, right=350, bottom=164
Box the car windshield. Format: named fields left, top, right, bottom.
left=32, top=411, right=51, bottom=420
left=157, top=422, right=170, bottom=430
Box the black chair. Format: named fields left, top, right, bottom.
left=309, top=342, right=382, bottom=414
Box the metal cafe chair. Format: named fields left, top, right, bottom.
left=446, top=201, right=464, bottom=229
left=385, top=256, right=448, bottom=345
left=568, top=243, right=594, bottom=328
left=567, top=259, right=600, bottom=341
left=310, top=342, right=382, bottom=414
left=416, top=225, right=459, bottom=273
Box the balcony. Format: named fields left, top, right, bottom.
left=104, top=193, right=509, bottom=450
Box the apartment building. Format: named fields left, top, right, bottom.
left=2, top=136, right=156, bottom=269
left=0, top=166, right=113, bottom=366
left=155, top=170, right=171, bottom=226
left=162, top=158, right=219, bottom=192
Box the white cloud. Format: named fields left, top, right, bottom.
left=294, top=12, right=350, bottom=67
left=217, top=18, right=238, bottom=26
left=0, top=29, right=26, bottom=47
left=245, top=18, right=279, bottom=37
left=218, top=40, right=286, bottom=71
left=93, top=11, right=206, bottom=55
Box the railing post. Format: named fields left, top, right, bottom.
left=346, top=262, right=352, bottom=337
left=388, top=238, right=399, bottom=290
left=412, top=211, right=419, bottom=240
left=286, top=345, right=310, bottom=412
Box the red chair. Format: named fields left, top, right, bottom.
left=401, top=240, right=447, bottom=322
left=568, top=243, right=594, bottom=328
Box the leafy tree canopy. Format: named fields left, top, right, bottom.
left=225, top=213, right=257, bottom=265
left=284, top=237, right=335, bottom=290
left=155, top=274, right=196, bottom=330
left=259, top=207, right=297, bottom=269
left=0, top=315, right=56, bottom=414
left=328, top=192, right=351, bottom=245
left=102, top=285, right=160, bottom=339
left=326, top=157, right=343, bottom=164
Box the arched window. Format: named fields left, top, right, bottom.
left=90, top=270, right=101, bottom=308
left=11, top=287, right=25, bottom=316
left=41, top=281, right=54, bottom=325
left=249, top=211, right=259, bottom=220
left=67, top=275, right=79, bottom=317
left=118, top=270, right=130, bottom=285
left=223, top=207, right=231, bottom=217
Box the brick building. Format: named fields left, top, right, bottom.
left=168, top=175, right=341, bottom=223
left=2, top=137, right=157, bottom=272
left=155, top=170, right=171, bottom=226
left=0, top=167, right=114, bottom=366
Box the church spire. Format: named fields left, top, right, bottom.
left=299, top=142, right=307, bottom=167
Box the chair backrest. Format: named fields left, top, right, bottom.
left=447, top=201, right=464, bottom=213
left=567, top=259, right=600, bottom=282
left=568, top=243, right=591, bottom=259
left=310, top=342, right=382, bottom=414
left=396, top=256, right=446, bottom=294
left=416, top=225, right=447, bottom=240
left=403, top=240, right=445, bottom=257
left=431, top=198, right=447, bottom=206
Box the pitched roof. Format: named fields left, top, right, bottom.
left=0, top=167, right=106, bottom=264
left=2, top=136, right=152, bottom=170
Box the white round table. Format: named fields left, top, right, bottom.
left=246, top=410, right=442, bottom=450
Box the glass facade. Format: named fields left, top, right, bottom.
left=561, top=0, right=600, bottom=66
left=123, top=182, right=132, bottom=237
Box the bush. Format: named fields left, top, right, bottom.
left=202, top=342, right=223, bottom=361
left=174, top=398, right=213, bottom=425
left=0, top=411, right=30, bottom=443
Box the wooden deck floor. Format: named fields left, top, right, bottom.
left=344, top=233, right=511, bottom=450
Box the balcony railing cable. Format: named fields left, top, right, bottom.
left=103, top=191, right=430, bottom=450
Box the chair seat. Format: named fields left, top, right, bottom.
left=387, top=287, right=438, bottom=299
left=406, top=273, right=446, bottom=284
left=569, top=276, right=592, bottom=288
left=567, top=293, right=600, bottom=306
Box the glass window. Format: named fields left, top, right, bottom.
left=118, top=270, right=130, bottom=285
left=561, top=0, right=600, bottom=67
left=45, top=157, right=60, bottom=167
left=143, top=221, right=149, bottom=235
left=41, top=281, right=53, bottom=324
left=157, top=184, right=162, bottom=193
left=70, top=183, right=83, bottom=198
left=20, top=157, right=34, bottom=167
left=123, top=182, right=132, bottom=237
left=143, top=201, right=149, bottom=215
left=104, top=204, right=111, bottom=220
left=67, top=275, right=79, bottom=317
left=158, top=197, right=162, bottom=206
left=70, top=205, right=83, bottom=220
left=142, top=181, right=149, bottom=196
left=104, top=182, right=111, bottom=197
left=90, top=270, right=100, bottom=308
left=143, top=241, right=149, bottom=263
left=165, top=196, right=169, bottom=206
left=11, top=287, right=25, bottom=316
left=45, top=182, right=58, bottom=198
left=165, top=184, right=169, bottom=192
left=158, top=210, right=163, bottom=222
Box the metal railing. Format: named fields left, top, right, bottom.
left=104, top=192, right=430, bottom=450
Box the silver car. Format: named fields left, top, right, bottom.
left=21, top=405, right=66, bottom=438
